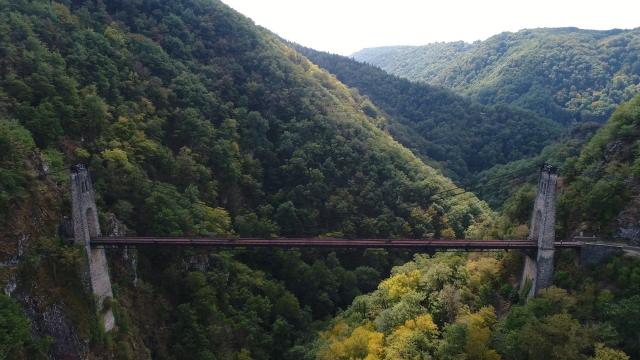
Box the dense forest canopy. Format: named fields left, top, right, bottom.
left=351, top=42, right=472, bottom=87
left=309, top=251, right=640, bottom=359
left=354, top=28, right=640, bottom=123
left=294, top=44, right=562, bottom=182
left=0, top=0, right=488, bottom=240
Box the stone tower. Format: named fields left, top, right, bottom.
left=520, top=164, right=558, bottom=299
left=70, top=165, right=115, bottom=331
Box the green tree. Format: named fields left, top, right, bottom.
left=0, top=294, right=32, bottom=358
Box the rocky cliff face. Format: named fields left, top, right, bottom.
left=615, top=195, right=640, bottom=245
left=0, top=150, right=104, bottom=359
left=16, top=292, right=89, bottom=359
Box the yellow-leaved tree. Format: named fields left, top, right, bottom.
left=385, top=314, right=439, bottom=359
left=319, top=322, right=384, bottom=360
left=379, top=270, right=421, bottom=301
left=439, top=306, right=501, bottom=360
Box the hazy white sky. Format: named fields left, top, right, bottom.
left=222, top=0, right=640, bottom=55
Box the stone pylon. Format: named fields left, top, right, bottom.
left=520, top=164, right=558, bottom=299
left=70, top=165, right=115, bottom=332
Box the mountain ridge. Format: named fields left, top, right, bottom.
left=353, top=27, right=640, bottom=123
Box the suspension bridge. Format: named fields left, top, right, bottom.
left=67, top=163, right=617, bottom=332
left=90, top=236, right=582, bottom=249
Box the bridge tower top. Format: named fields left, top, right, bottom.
left=70, top=164, right=101, bottom=246
left=530, top=164, right=558, bottom=246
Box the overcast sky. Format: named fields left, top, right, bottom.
left=221, top=0, right=640, bottom=55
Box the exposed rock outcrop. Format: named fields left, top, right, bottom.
left=16, top=292, right=89, bottom=360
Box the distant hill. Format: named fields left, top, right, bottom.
left=352, top=42, right=472, bottom=84
left=294, top=44, right=562, bottom=181
left=353, top=28, right=640, bottom=123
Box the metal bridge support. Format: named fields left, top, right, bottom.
left=520, top=164, right=558, bottom=299
left=70, top=165, right=115, bottom=332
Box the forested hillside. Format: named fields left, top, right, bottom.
left=307, top=94, right=640, bottom=358
left=558, top=94, right=640, bottom=243
left=309, top=251, right=640, bottom=359
left=354, top=28, right=640, bottom=123
left=473, top=122, right=600, bottom=207
left=469, top=95, right=640, bottom=244
left=350, top=42, right=471, bottom=85
left=0, top=0, right=490, bottom=358
left=294, top=44, right=561, bottom=181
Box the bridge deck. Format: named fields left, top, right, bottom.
left=91, top=237, right=583, bottom=249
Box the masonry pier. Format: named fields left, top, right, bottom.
left=70, top=165, right=115, bottom=332
left=520, top=164, right=558, bottom=299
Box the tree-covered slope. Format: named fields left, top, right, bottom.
left=473, top=122, right=600, bottom=208
left=294, top=44, right=562, bottom=181
left=0, top=0, right=488, bottom=240
left=308, top=252, right=640, bottom=359
left=474, top=95, right=640, bottom=243
left=559, top=94, right=640, bottom=243
left=0, top=0, right=492, bottom=358
left=353, top=28, right=640, bottom=123
left=351, top=41, right=472, bottom=85
left=304, top=98, right=640, bottom=360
